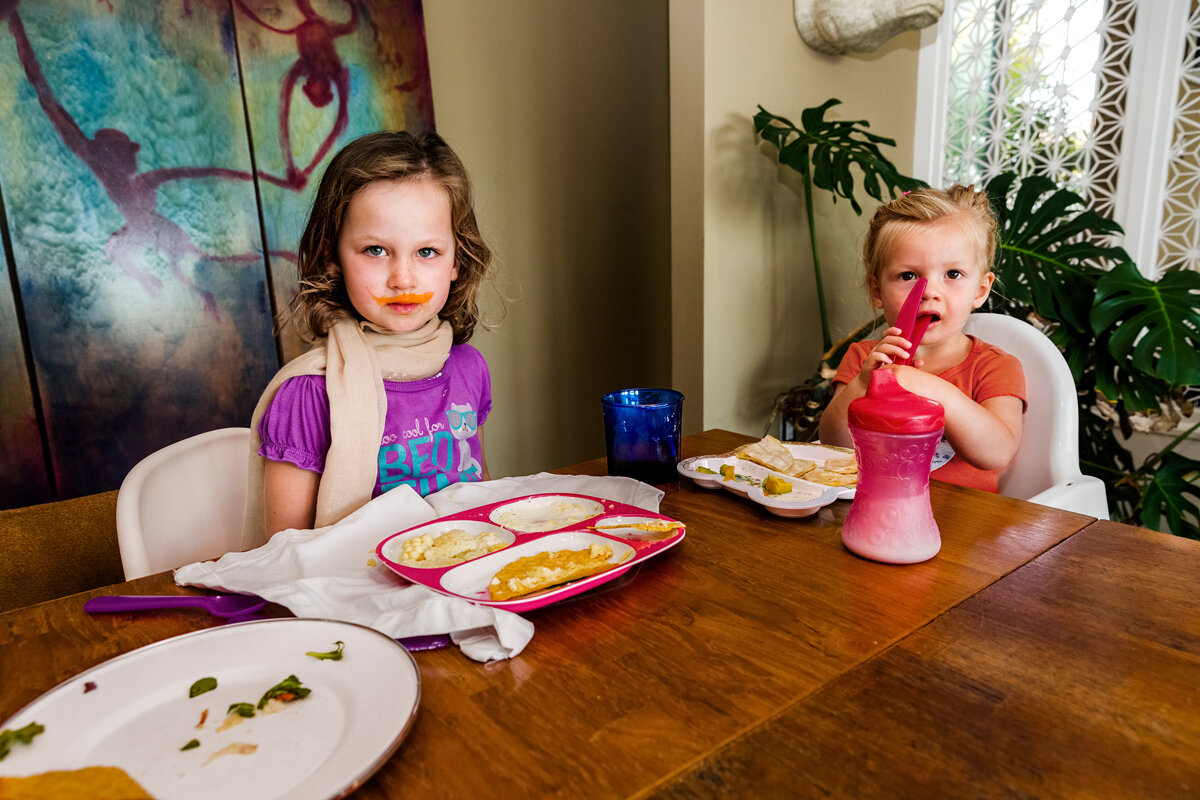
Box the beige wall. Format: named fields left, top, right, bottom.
left=425, top=0, right=923, bottom=478
left=424, top=2, right=672, bottom=478
left=675, top=0, right=921, bottom=438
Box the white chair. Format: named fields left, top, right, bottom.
left=115, top=427, right=251, bottom=579
left=962, top=313, right=1110, bottom=519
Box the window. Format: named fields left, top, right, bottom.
left=915, top=0, right=1199, bottom=278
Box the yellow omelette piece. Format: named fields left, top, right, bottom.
left=589, top=520, right=684, bottom=532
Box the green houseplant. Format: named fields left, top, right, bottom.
left=755, top=99, right=1200, bottom=540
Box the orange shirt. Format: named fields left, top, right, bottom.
left=832, top=335, right=1026, bottom=493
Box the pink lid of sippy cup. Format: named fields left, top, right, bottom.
left=848, top=369, right=944, bottom=434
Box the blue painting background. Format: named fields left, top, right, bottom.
left=0, top=0, right=433, bottom=504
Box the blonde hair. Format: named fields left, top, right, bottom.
left=862, top=184, right=997, bottom=292
left=286, top=131, right=492, bottom=344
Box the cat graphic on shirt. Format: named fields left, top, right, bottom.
left=448, top=402, right=481, bottom=480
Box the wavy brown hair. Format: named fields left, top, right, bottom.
left=861, top=184, right=997, bottom=293
left=286, top=131, right=493, bottom=344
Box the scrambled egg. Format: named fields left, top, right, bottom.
left=398, top=528, right=506, bottom=568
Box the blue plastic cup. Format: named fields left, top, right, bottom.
left=601, top=388, right=685, bottom=484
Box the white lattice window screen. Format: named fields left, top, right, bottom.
left=916, top=0, right=1199, bottom=278
left=1160, top=2, right=1200, bottom=271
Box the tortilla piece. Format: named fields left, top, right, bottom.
left=802, top=467, right=858, bottom=487
left=736, top=436, right=816, bottom=477
left=0, top=766, right=153, bottom=800
left=822, top=454, right=857, bottom=473
left=781, top=458, right=818, bottom=478
left=735, top=435, right=793, bottom=472
left=489, top=543, right=625, bottom=601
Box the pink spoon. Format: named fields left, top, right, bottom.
left=84, top=594, right=267, bottom=619
left=894, top=278, right=929, bottom=366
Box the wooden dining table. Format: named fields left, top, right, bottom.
left=1, top=429, right=1196, bottom=798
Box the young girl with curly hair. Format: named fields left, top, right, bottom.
left=243, top=131, right=494, bottom=546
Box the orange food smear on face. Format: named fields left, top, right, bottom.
left=374, top=292, right=434, bottom=305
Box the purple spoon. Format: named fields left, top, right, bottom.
left=398, top=634, right=451, bottom=651
left=84, top=594, right=267, bottom=619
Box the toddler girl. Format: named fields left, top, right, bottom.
left=818, top=185, right=1025, bottom=492
left=242, top=131, right=493, bottom=547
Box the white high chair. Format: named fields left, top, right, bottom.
left=115, top=427, right=251, bottom=579
left=962, top=313, right=1110, bottom=519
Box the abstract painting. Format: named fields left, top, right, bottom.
left=0, top=0, right=433, bottom=506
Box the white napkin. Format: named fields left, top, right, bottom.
left=174, top=473, right=663, bottom=662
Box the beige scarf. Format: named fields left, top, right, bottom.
left=241, top=316, right=453, bottom=549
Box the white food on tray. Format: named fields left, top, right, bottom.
left=376, top=494, right=686, bottom=612
left=488, top=495, right=605, bottom=532
left=378, top=518, right=516, bottom=568
left=676, top=442, right=852, bottom=517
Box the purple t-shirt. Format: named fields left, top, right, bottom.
left=258, top=344, right=491, bottom=497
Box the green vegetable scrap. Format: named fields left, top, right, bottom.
left=180, top=739, right=200, bottom=751
left=258, top=675, right=311, bottom=709
left=306, top=641, right=345, bottom=661
left=0, top=722, right=45, bottom=761
left=189, top=677, right=217, bottom=698
left=227, top=702, right=256, bottom=718
left=695, top=466, right=718, bottom=475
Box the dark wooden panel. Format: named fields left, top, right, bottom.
left=0, top=247, right=49, bottom=508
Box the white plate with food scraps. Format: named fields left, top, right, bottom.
left=677, top=441, right=855, bottom=517
left=0, top=618, right=418, bottom=800
left=376, top=493, right=686, bottom=613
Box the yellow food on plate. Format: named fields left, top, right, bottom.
left=802, top=467, right=858, bottom=487
left=398, top=528, right=506, bottom=567
left=735, top=435, right=792, bottom=471
left=719, top=464, right=736, bottom=480
left=0, top=766, right=153, bottom=799
left=590, top=520, right=683, bottom=533
left=762, top=475, right=793, bottom=495
left=820, top=454, right=858, bottom=473
left=736, top=436, right=816, bottom=477
left=489, top=543, right=626, bottom=601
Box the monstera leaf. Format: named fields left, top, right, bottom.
left=754, top=100, right=924, bottom=214
left=1092, top=262, right=1200, bottom=389
left=1139, top=451, right=1200, bottom=540
left=986, top=173, right=1128, bottom=336
left=1089, top=325, right=1172, bottom=415
left=755, top=99, right=923, bottom=351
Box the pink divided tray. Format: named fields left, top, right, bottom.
left=375, top=493, right=686, bottom=613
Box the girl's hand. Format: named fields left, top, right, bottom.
left=856, top=327, right=922, bottom=381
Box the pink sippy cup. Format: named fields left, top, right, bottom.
left=840, top=369, right=945, bottom=564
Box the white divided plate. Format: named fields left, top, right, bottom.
left=0, top=618, right=419, bottom=800
left=677, top=441, right=853, bottom=517
left=378, top=518, right=517, bottom=567
left=440, top=530, right=635, bottom=604
left=487, top=494, right=606, bottom=532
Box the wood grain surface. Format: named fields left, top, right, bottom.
left=651, top=518, right=1200, bottom=799
left=0, top=430, right=1099, bottom=799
